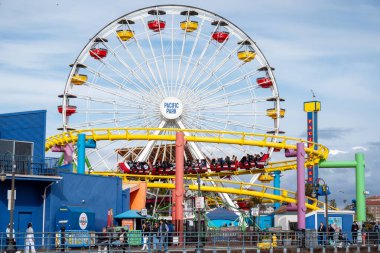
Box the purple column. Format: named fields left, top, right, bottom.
left=297, top=142, right=306, bottom=230
left=51, top=143, right=74, bottom=164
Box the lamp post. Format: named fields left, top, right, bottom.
left=314, top=178, right=328, bottom=245
left=1, top=152, right=17, bottom=253
left=196, top=173, right=203, bottom=253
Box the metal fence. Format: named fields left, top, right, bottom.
left=1, top=230, right=379, bottom=252
left=0, top=154, right=60, bottom=177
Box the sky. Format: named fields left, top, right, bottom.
left=0, top=0, right=379, bottom=208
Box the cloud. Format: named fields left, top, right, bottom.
left=351, top=146, right=368, bottom=152
left=329, top=149, right=348, bottom=156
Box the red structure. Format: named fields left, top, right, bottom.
left=174, top=132, right=185, bottom=244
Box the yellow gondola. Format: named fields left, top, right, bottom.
left=116, top=30, right=134, bottom=41
left=258, top=173, right=274, bottom=183
left=266, top=108, right=286, bottom=119
left=180, top=21, right=198, bottom=32
left=71, top=74, right=87, bottom=85
left=237, top=50, right=256, bottom=62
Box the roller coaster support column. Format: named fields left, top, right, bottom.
left=319, top=153, right=366, bottom=222
left=174, top=132, right=185, bottom=244
left=297, top=143, right=306, bottom=230
left=77, top=134, right=96, bottom=174
left=273, top=171, right=281, bottom=210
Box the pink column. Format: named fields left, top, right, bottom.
left=175, top=132, right=185, bottom=244
left=297, top=142, right=306, bottom=229
left=51, top=144, right=74, bottom=164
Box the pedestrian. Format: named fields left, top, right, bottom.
left=373, top=222, right=380, bottom=243
left=317, top=222, right=326, bottom=246
left=158, top=219, right=169, bottom=253
left=6, top=223, right=16, bottom=250
left=152, top=222, right=159, bottom=251
left=328, top=224, right=335, bottom=244
left=141, top=222, right=149, bottom=250
left=25, top=222, right=36, bottom=253
left=97, top=227, right=109, bottom=253
left=351, top=221, right=359, bottom=244
left=60, top=224, right=66, bottom=252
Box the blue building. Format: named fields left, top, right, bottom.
left=0, top=110, right=130, bottom=249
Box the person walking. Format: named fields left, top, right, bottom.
left=25, top=222, right=36, bottom=253
left=158, top=219, right=169, bottom=253
left=6, top=223, right=16, bottom=250
left=351, top=221, right=359, bottom=244
left=152, top=222, right=159, bottom=251
left=328, top=224, right=335, bottom=244
left=141, top=222, right=150, bottom=250
left=374, top=222, right=380, bottom=245
left=317, top=222, right=326, bottom=246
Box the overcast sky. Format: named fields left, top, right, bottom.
left=0, top=0, right=379, bottom=208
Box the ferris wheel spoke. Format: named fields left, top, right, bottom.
left=193, top=59, right=246, bottom=96
left=99, top=38, right=158, bottom=96
left=192, top=69, right=260, bottom=100
left=174, top=11, right=192, bottom=90
left=114, top=31, right=162, bottom=97
left=84, top=66, right=157, bottom=104
left=70, top=114, right=154, bottom=128
left=75, top=95, right=159, bottom=112
left=179, top=19, right=222, bottom=95
left=140, top=16, right=167, bottom=97
left=198, top=86, right=259, bottom=104
left=80, top=81, right=154, bottom=108
left=156, top=11, right=169, bottom=90
left=187, top=40, right=241, bottom=94
left=178, top=17, right=206, bottom=96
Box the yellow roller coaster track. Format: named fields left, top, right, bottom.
left=46, top=127, right=331, bottom=211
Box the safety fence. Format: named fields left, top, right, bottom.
left=0, top=154, right=60, bottom=177
left=1, top=230, right=379, bottom=252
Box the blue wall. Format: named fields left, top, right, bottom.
left=0, top=110, right=46, bottom=162
left=47, top=172, right=130, bottom=233
left=306, top=211, right=354, bottom=240
left=0, top=178, right=54, bottom=247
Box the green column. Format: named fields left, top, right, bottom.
left=355, top=153, right=366, bottom=222
left=318, top=152, right=366, bottom=222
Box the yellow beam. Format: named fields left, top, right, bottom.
left=46, top=127, right=329, bottom=160
left=145, top=181, right=322, bottom=211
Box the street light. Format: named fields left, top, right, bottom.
left=1, top=152, right=17, bottom=253
left=196, top=172, right=203, bottom=253
left=314, top=178, right=329, bottom=244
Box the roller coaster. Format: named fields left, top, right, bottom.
left=46, top=127, right=332, bottom=211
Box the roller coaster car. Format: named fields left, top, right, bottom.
left=256, top=154, right=270, bottom=168
left=118, top=162, right=131, bottom=173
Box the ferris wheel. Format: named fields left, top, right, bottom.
left=58, top=5, right=284, bottom=211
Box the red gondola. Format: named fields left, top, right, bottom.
left=148, top=20, right=166, bottom=32
left=89, top=48, right=108, bottom=60
left=212, top=31, right=229, bottom=43
left=257, top=77, right=273, bottom=88
left=57, top=105, right=77, bottom=116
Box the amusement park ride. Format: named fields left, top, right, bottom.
left=47, top=4, right=366, bottom=236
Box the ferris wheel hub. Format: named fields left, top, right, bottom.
left=160, top=97, right=183, bottom=120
